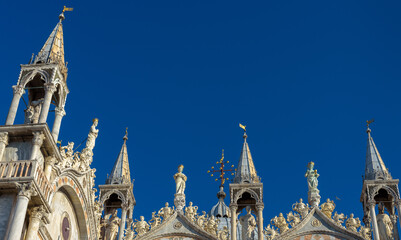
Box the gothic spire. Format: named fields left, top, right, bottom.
left=34, top=11, right=68, bottom=66
left=233, top=126, right=260, bottom=183
left=365, top=124, right=391, bottom=180
left=106, top=128, right=132, bottom=184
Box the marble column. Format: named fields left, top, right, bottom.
left=6, top=85, right=25, bottom=125
left=369, top=201, right=380, bottom=240
left=7, top=184, right=35, bottom=240
left=256, top=204, right=264, bottom=240
left=396, top=201, right=401, bottom=231
left=391, top=214, right=400, bottom=240
left=118, top=204, right=128, bottom=240
left=38, top=83, right=56, bottom=123
left=31, top=132, right=45, bottom=161
left=51, top=107, right=66, bottom=142
left=44, top=156, right=55, bottom=180
left=230, top=204, right=238, bottom=240
left=0, top=132, right=9, bottom=161
left=25, top=205, right=45, bottom=240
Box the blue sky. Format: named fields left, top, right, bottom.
left=1, top=0, right=401, bottom=223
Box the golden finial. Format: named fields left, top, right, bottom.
left=59, top=6, right=73, bottom=21
left=123, top=127, right=128, bottom=141
left=239, top=123, right=246, bottom=132
left=63, top=6, right=74, bottom=13
left=367, top=119, right=374, bottom=132
left=207, top=149, right=236, bottom=187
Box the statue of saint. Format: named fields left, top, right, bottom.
left=377, top=204, right=393, bottom=240
left=197, top=211, right=207, bottom=229
left=305, top=162, right=319, bottom=192
left=205, top=215, right=219, bottom=235
left=149, top=211, right=162, bottom=228
left=345, top=213, right=361, bottom=232
left=271, top=213, right=289, bottom=233
left=321, top=198, right=335, bottom=218
left=105, top=210, right=120, bottom=240
left=158, top=202, right=174, bottom=220
left=239, top=206, right=257, bottom=239
left=134, top=216, right=150, bottom=236
left=333, top=211, right=346, bottom=226
left=24, top=99, right=43, bottom=124
left=86, top=118, right=99, bottom=150
left=292, top=198, right=309, bottom=219
left=218, top=226, right=229, bottom=240
left=174, top=164, right=187, bottom=195
left=185, top=201, right=198, bottom=222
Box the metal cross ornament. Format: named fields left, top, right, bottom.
left=207, top=149, right=236, bottom=187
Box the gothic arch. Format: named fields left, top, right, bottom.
left=21, top=70, right=50, bottom=87
left=371, top=185, right=398, bottom=201
left=234, top=188, right=260, bottom=203
left=100, top=189, right=127, bottom=205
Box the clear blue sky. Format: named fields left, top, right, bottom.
left=1, top=0, right=401, bottom=223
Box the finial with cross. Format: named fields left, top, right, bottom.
left=207, top=149, right=236, bottom=187
left=367, top=119, right=374, bottom=133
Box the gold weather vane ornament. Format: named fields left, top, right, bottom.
left=239, top=123, right=246, bottom=132
left=63, top=6, right=74, bottom=12
left=367, top=119, right=374, bottom=128
left=207, top=149, right=236, bottom=186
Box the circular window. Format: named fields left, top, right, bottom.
left=61, top=214, right=71, bottom=240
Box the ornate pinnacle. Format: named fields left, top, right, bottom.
left=207, top=149, right=236, bottom=187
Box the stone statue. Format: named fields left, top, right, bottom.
left=196, top=211, right=207, bottom=228
left=217, top=226, right=229, bottom=240
left=292, top=198, right=309, bottom=219
left=149, top=211, right=162, bottom=229
left=333, top=211, right=347, bottom=226
left=286, top=211, right=301, bottom=227
left=271, top=213, right=289, bottom=233
left=174, top=164, right=187, bottom=194
left=86, top=118, right=99, bottom=150
left=359, top=226, right=371, bottom=240
left=205, top=215, right=219, bottom=235
left=134, top=216, right=150, bottom=236
left=345, top=213, right=361, bottom=232
left=305, top=162, right=319, bottom=191
left=239, top=206, right=257, bottom=239
left=321, top=198, right=335, bottom=218
left=124, top=219, right=135, bottom=240
left=185, top=201, right=198, bottom=222
left=24, top=99, right=43, bottom=124
left=264, top=225, right=278, bottom=240
left=377, top=204, right=393, bottom=240
left=158, top=202, right=174, bottom=220
left=60, top=142, right=74, bottom=168
left=105, top=210, right=120, bottom=240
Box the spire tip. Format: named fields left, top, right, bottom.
left=123, top=127, right=128, bottom=141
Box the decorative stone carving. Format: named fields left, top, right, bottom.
left=133, top=216, right=150, bottom=236
left=204, top=215, right=219, bottom=236
left=286, top=211, right=301, bottom=227
left=292, top=198, right=309, bottom=219
left=271, top=213, right=289, bottom=233
left=174, top=164, right=187, bottom=194
left=173, top=221, right=183, bottom=230
left=185, top=201, right=198, bottom=222
left=149, top=211, right=162, bottom=229
left=239, top=206, right=257, bottom=239
left=217, top=226, right=229, bottom=240
left=0, top=132, right=9, bottom=145
left=93, top=201, right=103, bottom=238
left=24, top=99, right=43, bottom=124
left=59, top=142, right=74, bottom=168
left=305, top=162, right=321, bottom=207
left=17, top=183, right=36, bottom=199
left=196, top=211, right=207, bottom=228
left=311, top=219, right=322, bottom=227
left=263, top=224, right=278, bottom=240
left=54, top=106, right=66, bottom=117
left=174, top=193, right=186, bottom=213
left=29, top=205, right=45, bottom=220
left=321, top=198, right=335, bottom=218
left=32, top=131, right=45, bottom=146
left=44, top=83, right=57, bottom=94
left=79, top=118, right=99, bottom=171
left=124, top=219, right=135, bottom=240
left=12, top=85, right=25, bottom=96
left=333, top=211, right=347, bottom=226
left=158, top=202, right=174, bottom=220
left=377, top=204, right=393, bottom=240
left=105, top=210, right=120, bottom=240
left=86, top=118, right=99, bottom=150
left=345, top=213, right=361, bottom=232
left=359, top=226, right=371, bottom=240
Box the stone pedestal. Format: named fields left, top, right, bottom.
left=308, top=189, right=321, bottom=208
left=174, top=193, right=186, bottom=213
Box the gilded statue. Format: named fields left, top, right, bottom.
left=333, top=211, right=346, bottom=226
left=286, top=211, right=301, bottom=227
left=205, top=215, right=219, bottom=235
left=377, top=203, right=393, bottom=240
left=196, top=211, right=207, bottom=228
left=185, top=201, right=198, bottom=222
left=321, top=198, right=335, bottom=218
left=305, top=162, right=319, bottom=192
left=345, top=213, right=361, bottom=232
left=124, top=219, right=135, bottom=240
left=149, top=211, right=162, bottom=229
left=134, top=216, right=150, bottom=236
left=359, top=226, right=371, bottom=240
left=271, top=213, right=289, bottom=233
left=239, top=206, right=257, bottom=239
left=217, top=226, right=229, bottom=240
left=264, top=225, right=278, bottom=240
left=158, top=202, right=174, bottom=220
left=292, top=198, right=309, bottom=219
left=174, top=164, right=187, bottom=194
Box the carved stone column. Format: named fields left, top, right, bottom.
left=39, top=83, right=57, bottom=123
left=396, top=200, right=401, bottom=231
left=230, top=204, right=238, bottom=240
left=6, top=85, right=25, bottom=125
left=44, top=156, right=55, bottom=180
left=31, top=132, right=45, bottom=161
left=118, top=203, right=128, bottom=240
left=25, top=205, right=45, bottom=240
left=256, top=204, right=264, bottom=240
left=0, top=132, right=9, bottom=161
left=51, top=107, right=66, bottom=142
left=7, top=184, right=35, bottom=240
left=391, top=214, right=400, bottom=240
left=369, top=201, right=380, bottom=240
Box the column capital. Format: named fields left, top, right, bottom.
left=45, top=156, right=56, bottom=165
left=12, top=85, right=25, bottom=96
left=121, top=203, right=129, bottom=210
left=17, top=183, right=36, bottom=199
left=29, top=205, right=46, bottom=220
left=44, top=83, right=57, bottom=94
left=32, top=131, right=45, bottom=146
left=0, top=132, right=9, bottom=146
left=229, top=204, right=238, bottom=210
left=54, top=107, right=66, bottom=117
left=368, top=200, right=376, bottom=208
left=256, top=203, right=264, bottom=211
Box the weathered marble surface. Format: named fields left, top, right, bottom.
left=0, top=193, right=16, bottom=239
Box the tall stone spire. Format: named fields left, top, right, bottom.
left=106, top=128, right=132, bottom=184
left=365, top=125, right=391, bottom=180
left=233, top=128, right=260, bottom=184
left=34, top=12, right=66, bottom=66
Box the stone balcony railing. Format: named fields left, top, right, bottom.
left=0, top=160, right=52, bottom=203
